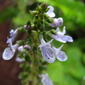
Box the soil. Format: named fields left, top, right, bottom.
left=0, top=0, right=21, bottom=85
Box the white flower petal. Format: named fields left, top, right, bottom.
left=39, top=38, right=55, bottom=63
left=11, top=44, right=19, bottom=52
left=47, top=39, right=53, bottom=45
left=45, top=6, right=55, bottom=18
left=52, top=27, right=73, bottom=43
left=18, top=46, right=24, bottom=52
left=52, top=45, right=63, bottom=55
left=57, top=27, right=66, bottom=35
left=40, top=46, right=55, bottom=63
left=16, top=57, right=25, bottom=62
left=51, top=18, right=63, bottom=27
left=52, top=46, right=67, bottom=61
left=48, top=6, right=54, bottom=11
left=56, top=51, right=68, bottom=61
left=62, top=26, right=66, bottom=35
left=46, top=12, right=55, bottom=18
left=41, top=74, right=53, bottom=85
left=6, top=38, right=13, bottom=47
left=8, top=29, right=18, bottom=44
left=56, top=27, right=60, bottom=32
left=43, top=56, right=55, bottom=63
left=51, top=34, right=66, bottom=43
left=39, top=38, right=53, bottom=48
left=2, top=47, right=15, bottom=60
left=40, top=38, right=46, bottom=45
left=10, top=29, right=15, bottom=37
left=63, top=35, right=73, bottom=42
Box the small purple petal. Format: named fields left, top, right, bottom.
left=46, top=12, right=55, bottom=18
left=40, top=46, right=55, bottom=63
left=62, top=26, right=66, bottom=35
left=56, top=51, right=68, bottom=61
left=51, top=18, right=63, bottom=27
left=2, top=44, right=18, bottom=60
left=16, top=57, right=25, bottom=63
left=48, top=6, right=54, bottom=11
left=52, top=46, right=67, bottom=61
left=41, top=38, right=46, bottom=45
left=2, top=47, right=15, bottom=60
left=41, top=74, right=53, bottom=85
left=39, top=38, right=55, bottom=63
left=51, top=34, right=66, bottom=43
left=50, top=23, right=56, bottom=27
left=39, top=38, right=53, bottom=48
left=11, top=44, right=18, bottom=52
left=7, top=29, right=18, bottom=44
left=51, top=27, right=73, bottom=43
left=62, top=35, right=73, bottom=42
left=18, top=46, right=24, bottom=52
left=6, top=38, right=13, bottom=47
left=10, top=29, right=15, bottom=37
left=56, top=27, right=60, bottom=33
left=24, top=45, right=31, bottom=50
left=45, top=6, right=55, bottom=18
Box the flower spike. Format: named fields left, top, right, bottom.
left=45, top=6, right=55, bottom=18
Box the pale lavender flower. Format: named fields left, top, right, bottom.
left=45, top=6, right=55, bottom=18
left=15, top=57, right=25, bottom=63
left=53, top=45, right=68, bottom=61
left=6, top=38, right=13, bottom=48
left=2, top=47, right=15, bottom=60
left=40, top=74, right=53, bottom=85
left=39, top=38, right=55, bottom=63
left=7, top=29, right=18, bottom=45
left=50, top=17, right=63, bottom=27
left=9, top=29, right=18, bottom=37
left=9, top=29, right=14, bottom=37
left=18, top=46, right=24, bottom=52
left=51, top=27, right=73, bottom=43
left=2, top=44, right=18, bottom=60
left=11, top=44, right=19, bottom=52
left=3, top=29, right=19, bottom=60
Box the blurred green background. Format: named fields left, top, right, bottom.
left=0, top=0, right=85, bottom=85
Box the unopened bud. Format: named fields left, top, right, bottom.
left=51, top=17, right=63, bottom=27
left=24, top=25, right=31, bottom=30
left=24, top=45, right=31, bottom=50
left=18, top=46, right=24, bottom=52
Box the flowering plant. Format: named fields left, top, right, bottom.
left=2, top=4, right=73, bottom=85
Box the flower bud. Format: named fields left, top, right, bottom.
left=45, top=6, right=55, bottom=18
left=24, top=45, right=31, bottom=50
left=51, top=17, right=63, bottom=27
left=18, top=46, right=24, bottom=52
left=24, top=25, right=31, bottom=30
